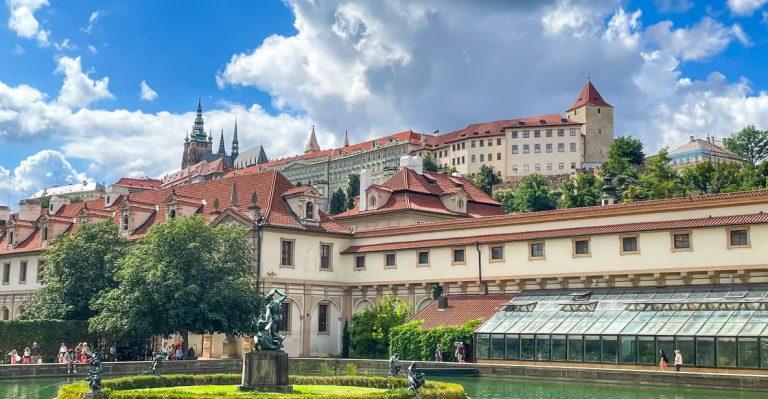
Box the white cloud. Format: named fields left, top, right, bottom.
left=731, top=24, right=751, bottom=46
left=646, top=17, right=735, bottom=61
left=87, top=45, right=97, bottom=54
left=55, top=56, right=112, bottom=108
left=6, top=0, right=50, bottom=46
left=54, top=38, right=76, bottom=51
left=139, top=81, right=158, bottom=101
left=8, top=150, right=89, bottom=196
left=654, top=0, right=693, bottom=13
left=728, top=0, right=768, bottom=15
left=603, top=7, right=643, bottom=47
left=80, top=10, right=104, bottom=34
left=542, top=0, right=605, bottom=38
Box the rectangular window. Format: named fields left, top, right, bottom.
left=567, top=336, right=583, bottom=362
left=471, top=140, right=476, bottom=148
left=570, top=128, right=577, bottom=136
left=385, top=253, right=396, bottom=268
left=573, top=239, right=590, bottom=256
left=529, top=242, right=545, bottom=259
left=471, top=155, right=476, bottom=163
left=696, top=337, right=715, bottom=367
left=461, top=156, right=465, bottom=164
left=488, top=153, right=492, bottom=161
left=318, top=303, right=329, bottom=333
left=729, top=228, right=749, bottom=248
left=490, top=334, right=505, bottom=359
left=2, top=263, right=9, bottom=284
left=602, top=336, right=618, bottom=363
left=19, top=261, right=27, bottom=284
left=559, top=163, right=564, bottom=170
left=524, top=164, right=530, bottom=171
left=512, top=165, right=518, bottom=172
left=621, top=235, right=639, bottom=254
left=570, top=143, right=576, bottom=152
left=452, top=248, right=466, bottom=265
left=551, top=335, right=566, bottom=361
left=461, top=143, right=465, bottom=149
left=558, top=143, right=565, bottom=152
left=535, top=164, right=541, bottom=171
left=523, top=145, right=530, bottom=154
left=320, top=243, right=332, bottom=270
left=355, top=255, right=366, bottom=269
left=505, top=335, right=520, bottom=360
left=480, top=140, right=485, bottom=147
left=546, top=143, right=552, bottom=153
left=417, top=250, right=430, bottom=266
left=584, top=336, right=601, bottom=362
left=520, top=335, right=535, bottom=360
left=479, top=154, right=484, bottom=162
left=511, top=131, right=518, bottom=139
left=547, top=163, right=552, bottom=171
left=571, top=162, right=577, bottom=169
left=619, top=336, right=636, bottom=364
left=523, top=131, right=530, bottom=138
left=490, top=245, right=504, bottom=261
left=557, top=129, right=565, bottom=137
left=739, top=338, right=759, bottom=369
left=496, top=138, right=501, bottom=145
left=534, top=144, right=541, bottom=153
left=280, top=239, right=294, bottom=267
left=546, top=129, right=553, bottom=138
left=511, top=145, right=518, bottom=154
left=638, top=337, right=655, bottom=365
left=672, top=232, right=691, bottom=251
left=536, top=335, right=551, bottom=361
left=497, top=153, right=501, bottom=160
left=534, top=130, right=541, bottom=138
left=281, top=302, right=291, bottom=332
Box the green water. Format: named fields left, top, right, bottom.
left=3, top=375, right=768, bottom=399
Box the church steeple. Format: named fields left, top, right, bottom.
left=217, top=129, right=226, bottom=156
left=343, top=130, right=350, bottom=147
left=231, top=116, right=240, bottom=159
left=190, top=98, right=208, bottom=142
left=305, top=125, right=321, bottom=153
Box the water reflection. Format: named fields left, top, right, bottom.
left=0, top=377, right=77, bottom=399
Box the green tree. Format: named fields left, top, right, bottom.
left=639, top=147, right=680, bottom=199
left=559, top=172, right=603, bottom=208
left=512, top=174, right=557, bottom=212
left=608, top=136, right=645, bottom=166
left=328, top=188, right=347, bottom=215
left=90, top=216, right=260, bottom=340
left=724, top=125, right=768, bottom=166
left=422, top=155, right=438, bottom=172
left=601, top=137, right=643, bottom=198
left=22, top=220, right=126, bottom=320
left=350, top=296, right=411, bottom=359
left=491, top=188, right=515, bottom=213
left=467, top=165, right=501, bottom=195
left=341, top=319, right=351, bottom=358
left=345, top=174, right=360, bottom=211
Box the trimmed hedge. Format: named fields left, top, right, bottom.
left=57, top=373, right=466, bottom=399
left=389, top=319, right=481, bottom=362
left=0, top=319, right=96, bottom=363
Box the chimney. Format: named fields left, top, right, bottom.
left=689, top=135, right=695, bottom=142
left=359, top=169, right=371, bottom=211
left=248, top=192, right=262, bottom=222
left=399, top=155, right=423, bottom=174
left=48, top=196, right=70, bottom=215
left=18, top=199, right=42, bottom=222
left=0, top=206, right=9, bottom=225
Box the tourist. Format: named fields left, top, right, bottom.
left=455, top=343, right=466, bottom=363
left=165, top=343, right=174, bottom=360
left=64, top=349, right=76, bottom=374
left=186, top=346, right=197, bottom=360
left=74, top=342, right=83, bottom=363
left=175, top=341, right=184, bottom=361
left=7, top=349, right=20, bottom=365
left=22, top=347, right=31, bottom=364
left=658, top=350, right=668, bottom=371
left=674, top=349, right=683, bottom=372
left=58, top=343, right=68, bottom=364
left=435, top=343, right=443, bottom=362
left=80, top=342, right=90, bottom=363
left=30, top=342, right=40, bottom=364
left=109, top=344, right=117, bottom=362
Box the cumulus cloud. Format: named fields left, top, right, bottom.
left=728, top=0, right=768, bottom=15
left=6, top=0, right=50, bottom=45
left=139, top=81, right=158, bottom=101
left=81, top=10, right=103, bottom=34
left=54, top=38, right=76, bottom=51
left=645, top=17, right=738, bottom=61
left=8, top=150, right=89, bottom=196
left=55, top=56, right=112, bottom=108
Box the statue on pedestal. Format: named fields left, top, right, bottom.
left=87, top=352, right=103, bottom=392
left=254, top=288, right=287, bottom=351
left=240, top=288, right=292, bottom=392
left=406, top=362, right=426, bottom=393
left=388, top=354, right=401, bottom=377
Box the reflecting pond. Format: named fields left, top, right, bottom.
left=3, top=375, right=768, bottom=399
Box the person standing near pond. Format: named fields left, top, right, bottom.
left=658, top=350, right=669, bottom=371
left=58, top=343, right=68, bottom=364
left=22, top=347, right=31, bottom=364
left=7, top=349, right=20, bottom=364
left=64, top=349, right=77, bottom=374
left=455, top=343, right=466, bottom=363
left=30, top=342, right=40, bottom=364
left=435, top=343, right=443, bottom=362
left=674, top=349, right=683, bottom=372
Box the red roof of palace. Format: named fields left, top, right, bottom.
left=162, top=158, right=232, bottom=187
left=410, top=294, right=514, bottom=329
left=114, top=177, right=163, bottom=190
left=567, top=81, right=612, bottom=111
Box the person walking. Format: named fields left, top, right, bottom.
left=435, top=343, right=443, bottom=362
left=30, top=342, right=40, bottom=364
left=658, top=350, right=669, bottom=371
left=674, top=349, right=683, bottom=372
left=7, top=349, right=20, bottom=365
left=22, top=347, right=31, bottom=364
left=64, top=349, right=76, bottom=374
left=58, top=343, right=67, bottom=364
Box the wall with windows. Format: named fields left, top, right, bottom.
left=309, top=300, right=342, bottom=356
left=260, top=228, right=352, bottom=283
left=0, top=254, right=42, bottom=320
left=504, top=125, right=584, bottom=178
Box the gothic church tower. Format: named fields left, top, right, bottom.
left=182, top=99, right=214, bottom=169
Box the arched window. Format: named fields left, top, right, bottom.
left=122, top=214, right=129, bottom=231
left=169, top=209, right=177, bottom=219
left=305, top=201, right=314, bottom=219
left=369, top=196, right=376, bottom=207
left=456, top=200, right=464, bottom=210
left=8, top=231, right=13, bottom=245
left=1, top=307, right=9, bottom=320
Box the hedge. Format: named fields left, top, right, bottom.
left=389, top=319, right=481, bottom=362
left=0, top=319, right=96, bottom=363
left=57, top=374, right=466, bottom=399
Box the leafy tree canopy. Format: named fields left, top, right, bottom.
left=328, top=188, right=347, bottom=215
left=512, top=174, right=557, bottom=212
left=639, top=148, right=680, bottom=200
left=724, top=125, right=768, bottom=166
left=467, top=165, right=501, bottom=195
left=422, top=155, right=439, bottom=172
left=22, top=220, right=127, bottom=320
left=350, top=296, right=411, bottom=359
left=345, top=174, right=360, bottom=211
left=559, top=172, right=603, bottom=208
left=491, top=188, right=515, bottom=213
left=608, top=136, right=645, bottom=166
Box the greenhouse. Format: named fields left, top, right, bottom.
left=474, top=285, right=768, bottom=369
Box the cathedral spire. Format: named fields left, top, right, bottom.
left=217, top=129, right=226, bottom=157
left=343, top=129, right=350, bottom=147
left=190, top=98, right=207, bottom=142
left=231, top=116, right=240, bottom=159
left=305, top=125, right=321, bottom=153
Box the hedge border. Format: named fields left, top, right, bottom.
left=57, top=373, right=466, bottom=399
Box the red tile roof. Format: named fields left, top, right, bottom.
left=162, top=158, right=232, bottom=187
left=342, top=212, right=768, bottom=254
left=567, top=81, right=612, bottom=111
left=114, top=177, right=163, bottom=190
left=411, top=294, right=514, bottom=329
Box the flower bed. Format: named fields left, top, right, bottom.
left=57, top=374, right=466, bottom=399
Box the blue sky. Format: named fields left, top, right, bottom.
left=1, top=0, right=767, bottom=207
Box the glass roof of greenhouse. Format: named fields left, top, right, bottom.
left=476, top=285, right=768, bottom=337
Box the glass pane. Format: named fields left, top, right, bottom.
left=740, top=322, right=767, bottom=336
left=603, top=312, right=637, bottom=334
left=676, top=337, right=694, bottom=369
left=697, top=322, right=725, bottom=336
left=761, top=339, right=768, bottom=369
left=638, top=337, right=655, bottom=365
left=551, top=335, right=566, bottom=361
left=602, top=336, right=618, bottom=363
left=507, top=313, right=536, bottom=333
left=535, top=335, right=551, bottom=361
left=738, top=338, right=759, bottom=368
left=504, top=335, right=519, bottom=360
left=475, top=334, right=490, bottom=359
left=520, top=335, right=535, bottom=360
left=567, top=336, right=583, bottom=362
left=656, top=337, right=675, bottom=367
left=619, top=336, right=636, bottom=364
left=490, top=334, right=505, bottom=359
left=584, top=336, right=601, bottom=362
left=569, top=312, right=603, bottom=334
left=696, top=337, right=715, bottom=367
left=552, top=313, right=585, bottom=334
left=536, top=312, right=568, bottom=333
left=716, top=337, right=737, bottom=368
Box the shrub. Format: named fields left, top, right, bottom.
left=0, top=319, right=96, bottom=363
left=345, top=362, right=358, bottom=375
left=389, top=319, right=482, bottom=362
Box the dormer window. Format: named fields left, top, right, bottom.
left=41, top=227, right=48, bottom=242
left=456, top=200, right=464, bottom=210
left=169, top=209, right=177, bottom=219
left=122, top=214, right=129, bottom=231
left=8, top=231, right=13, bottom=245
left=305, top=201, right=314, bottom=219
left=369, top=196, right=376, bottom=207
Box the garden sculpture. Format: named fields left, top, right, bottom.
left=254, top=288, right=287, bottom=351
left=87, top=352, right=103, bottom=392
left=388, top=354, right=402, bottom=377
left=406, top=362, right=425, bottom=393
left=141, top=354, right=165, bottom=375
left=431, top=285, right=443, bottom=300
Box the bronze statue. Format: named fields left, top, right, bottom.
left=254, top=288, right=287, bottom=351
left=406, top=361, right=425, bottom=392
left=388, top=354, right=401, bottom=377
left=87, top=352, right=103, bottom=392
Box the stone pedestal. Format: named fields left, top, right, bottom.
left=238, top=350, right=292, bottom=392
left=84, top=391, right=108, bottom=399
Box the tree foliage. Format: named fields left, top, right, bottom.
left=422, top=155, right=439, bottom=172
left=328, top=188, right=347, bottom=215
left=724, top=125, right=768, bottom=166
left=350, top=296, right=411, bottom=359
left=638, top=148, right=680, bottom=199
left=608, top=136, right=645, bottom=166
left=22, top=220, right=126, bottom=320
left=491, top=188, right=515, bottom=213
left=389, top=319, right=481, bottom=362
left=512, top=174, right=557, bottom=212
left=89, top=216, right=260, bottom=340
left=559, top=172, right=603, bottom=208
left=345, top=174, right=360, bottom=211
left=466, top=165, right=501, bottom=195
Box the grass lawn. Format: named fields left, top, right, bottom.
left=126, top=384, right=389, bottom=397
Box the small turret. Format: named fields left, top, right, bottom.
left=217, top=130, right=226, bottom=157
left=231, top=116, right=240, bottom=159
left=305, top=125, right=321, bottom=153
left=343, top=130, right=350, bottom=147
